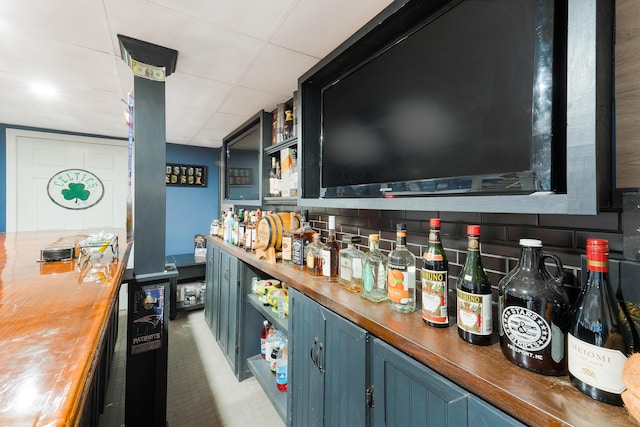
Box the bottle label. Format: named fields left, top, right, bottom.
left=502, top=306, right=551, bottom=352
left=292, top=238, right=304, bottom=265
left=422, top=269, right=448, bottom=324
left=340, top=256, right=352, bottom=282
left=457, top=289, right=492, bottom=335
left=568, top=334, right=627, bottom=394
left=363, top=263, right=374, bottom=292
left=352, top=257, right=363, bottom=279
left=321, top=249, right=331, bottom=277
left=388, top=264, right=415, bottom=304
left=307, top=250, right=315, bottom=269
left=282, top=236, right=293, bottom=261
left=276, top=363, right=287, bottom=385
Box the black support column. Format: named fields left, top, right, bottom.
left=118, top=35, right=178, bottom=427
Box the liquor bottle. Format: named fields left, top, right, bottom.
left=307, top=233, right=324, bottom=276
left=231, top=214, right=239, bottom=246
left=322, top=216, right=340, bottom=282
left=260, top=320, right=270, bottom=359
left=269, top=156, right=280, bottom=197
left=387, top=224, right=416, bottom=313
left=361, top=234, right=388, bottom=303
left=568, top=239, right=629, bottom=406
left=422, top=218, right=449, bottom=327
left=283, top=110, right=294, bottom=140
left=456, top=225, right=493, bottom=346
left=238, top=210, right=246, bottom=247
left=292, top=209, right=314, bottom=270
left=244, top=211, right=256, bottom=252
left=223, top=207, right=234, bottom=243
left=281, top=211, right=297, bottom=265
left=339, top=235, right=364, bottom=292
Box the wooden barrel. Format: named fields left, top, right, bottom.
left=255, top=212, right=300, bottom=250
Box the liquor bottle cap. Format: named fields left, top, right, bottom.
left=328, top=215, right=336, bottom=229
left=519, top=239, right=542, bottom=247
left=290, top=211, right=297, bottom=218
left=368, top=233, right=379, bottom=242
left=396, top=223, right=406, bottom=231
left=343, top=234, right=361, bottom=245
left=429, top=218, right=441, bottom=227
left=467, top=225, right=480, bottom=236
left=586, top=238, right=608, bottom=253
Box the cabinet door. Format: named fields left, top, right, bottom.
left=467, top=395, right=525, bottom=427
left=210, top=245, right=221, bottom=337
left=289, top=288, right=368, bottom=427
left=204, top=244, right=216, bottom=332
left=322, top=307, right=368, bottom=427
left=218, top=250, right=239, bottom=372
left=371, top=338, right=468, bottom=427
left=289, top=288, right=326, bottom=427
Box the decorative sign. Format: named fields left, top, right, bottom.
left=166, top=163, right=207, bottom=187
left=47, top=169, right=105, bottom=210
left=131, top=285, right=165, bottom=355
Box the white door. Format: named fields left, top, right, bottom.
left=6, top=129, right=129, bottom=232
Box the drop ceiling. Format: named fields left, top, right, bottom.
left=0, top=0, right=393, bottom=148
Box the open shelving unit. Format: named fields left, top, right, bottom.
left=246, top=293, right=288, bottom=422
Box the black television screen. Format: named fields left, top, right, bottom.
left=320, top=0, right=565, bottom=197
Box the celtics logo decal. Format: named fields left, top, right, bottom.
left=47, top=169, right=105, bottom=210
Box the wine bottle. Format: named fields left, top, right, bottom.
left=422, top=218, right=449, bottom=327
left=321, top=216, right=339, bottom=282
left=568, top=238, right=629, bottom=406
left=456, top=225, right=493, bottom=345
left=387, top=223, right=416, bottom=313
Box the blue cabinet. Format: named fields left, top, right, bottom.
left=371, top=338, right=524, bottom=427
left=371, top=338, right=468, bottom=426
left=289, top=288, right=369, bottom=427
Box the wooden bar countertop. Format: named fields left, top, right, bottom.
left=0, top=230, right=131, bottom=426
left=208, top=237, right=636, bottom=427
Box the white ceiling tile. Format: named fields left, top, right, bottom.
left=270, top=0, right=394, bottom=58
left=240, top=44, right=319, bottom=96
left=218, top=87, right=283, bottom=116
left=0, top=0, right=392, bottom=144
left=149, top=0, right=296, bottom=40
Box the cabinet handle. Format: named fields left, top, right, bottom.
left=317, top=342, right=325, bottom=374
left=310, top=337, right=319, bottom=366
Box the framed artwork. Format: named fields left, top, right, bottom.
left=166, top=164, right=207, bottom=187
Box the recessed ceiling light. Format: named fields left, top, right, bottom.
left=30, top=81, right=57, bottom=97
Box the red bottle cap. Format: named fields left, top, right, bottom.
left=586, top=238, right=608, bottom=254
left=430, top=218, right=441, bottom=227
left=467, top=225, right=480, bottom=236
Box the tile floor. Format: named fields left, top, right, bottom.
left=99, top=308, right=285, bottom=427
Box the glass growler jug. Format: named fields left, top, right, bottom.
left=498, top=239, right=570, bottom=376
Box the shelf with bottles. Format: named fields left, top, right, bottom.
left=266, top=145, right=299, bottom=200
left=247, top=293, right=288, bottom=333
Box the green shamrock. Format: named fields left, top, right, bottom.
left=62, top=183, right=90, bottom=204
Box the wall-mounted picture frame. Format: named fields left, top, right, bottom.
left=166, top=164, right=207, bottom=187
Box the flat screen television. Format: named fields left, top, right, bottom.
left=319, top=0, right=566, bottom=198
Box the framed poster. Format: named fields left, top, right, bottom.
left=166, top=163, right=207, bottom=187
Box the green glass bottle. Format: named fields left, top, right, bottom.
left=422, top=218, right=449, bottom=327
left=456, top=225, right=493, bottom=345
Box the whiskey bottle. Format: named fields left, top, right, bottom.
left=292, top=209, right=314, bottom=270
left=307, top=233, right=324, bottom=276
left=321, top=216, right=340, bottom=282
left=281, top=211, right=297, bottom=265
left=339, top=235, right=364, bottom=292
